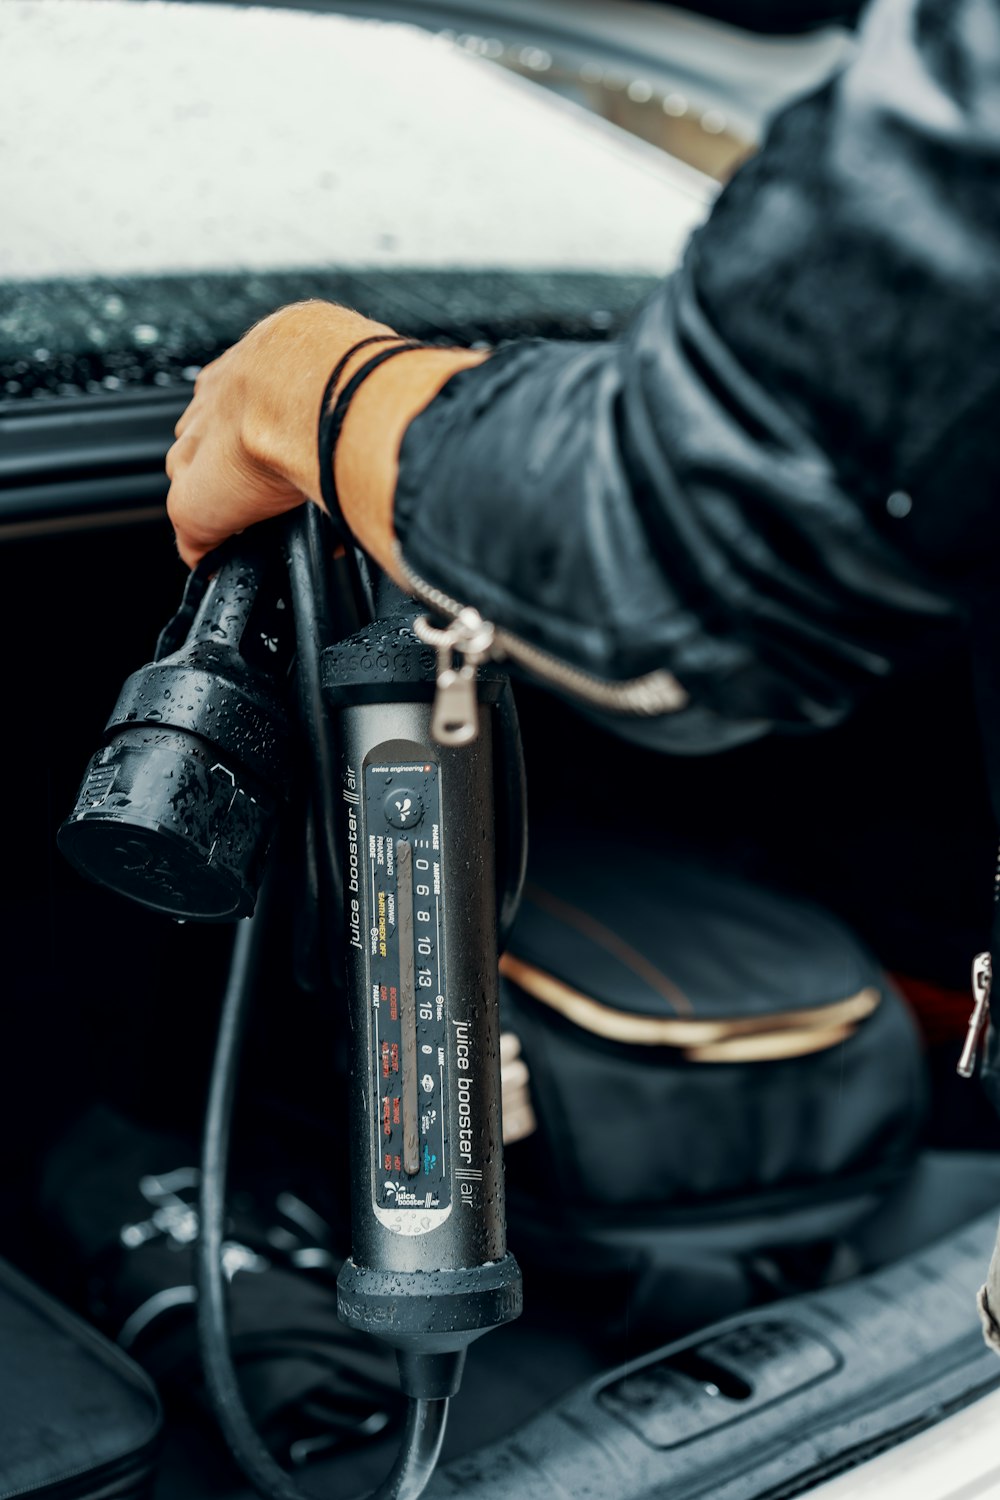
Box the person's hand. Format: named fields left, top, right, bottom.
left=166, top=300, right=394, bottom=568
left=165, top=298, right=489, bottom=573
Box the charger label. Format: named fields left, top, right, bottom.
left=362, top=759, right=451, bottom=1226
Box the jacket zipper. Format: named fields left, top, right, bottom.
left=395, top=545, right=688, bottom=746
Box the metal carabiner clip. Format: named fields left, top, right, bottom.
left=958, top=950, right=993, bottom=1079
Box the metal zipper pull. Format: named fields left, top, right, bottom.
left=958, top=951, right=993, bottom=1078
left=414, top=609, right=497, bottom=747
left=394, top=543, right=688, bottom=719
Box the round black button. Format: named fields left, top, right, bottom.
left=384, top=787, right=423, bottom=829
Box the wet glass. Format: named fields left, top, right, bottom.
left=0, top=2, right=714, bottom=402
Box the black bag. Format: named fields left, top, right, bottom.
left=0, top=1255, right=161, bottom=1498
left=500, top=828, right=929, bottom=1347
left=39, top=1107, right=404, bottom=1468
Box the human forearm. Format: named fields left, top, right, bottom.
left=166, top=300, right=485, bottom=572
left=322, top=342, right=488, bottom=575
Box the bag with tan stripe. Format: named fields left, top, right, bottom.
left=498, top=827, right=928, bottom=1348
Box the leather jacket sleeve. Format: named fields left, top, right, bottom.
left=392, top=0, right=1000, bottom=752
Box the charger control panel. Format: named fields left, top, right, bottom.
left=359, top=757, right=452, bottom=1233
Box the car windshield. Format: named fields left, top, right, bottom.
left=0, top=0, right=713, bottom=400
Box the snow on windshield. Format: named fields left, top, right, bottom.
left=0, top=0, right=711, bottom=281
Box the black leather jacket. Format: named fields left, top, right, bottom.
left=394, top=0, right=1000, bottom=761
left=395, top=0, right=1000, bottom=1120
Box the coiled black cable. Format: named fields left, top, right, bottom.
left=285, top=508, right=355, bottom=978
left=195, top=911, right=450, bottom=1500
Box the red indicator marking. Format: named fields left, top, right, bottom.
left=394, top=1155, right=401, bottom=1172
left=384, top=1154, right=393, bottom=1171
left=389, top=986, right=399, bottom=1021
left=393, top=1097, right=401, bottom=1125
left=381, top=1041, right=390, bottom=1078
left=380, top=985, right=388, bottom=1006
left=390, top=1042, right=399, bottom=1073
left=382, top=1097, right=391, bottom=1136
